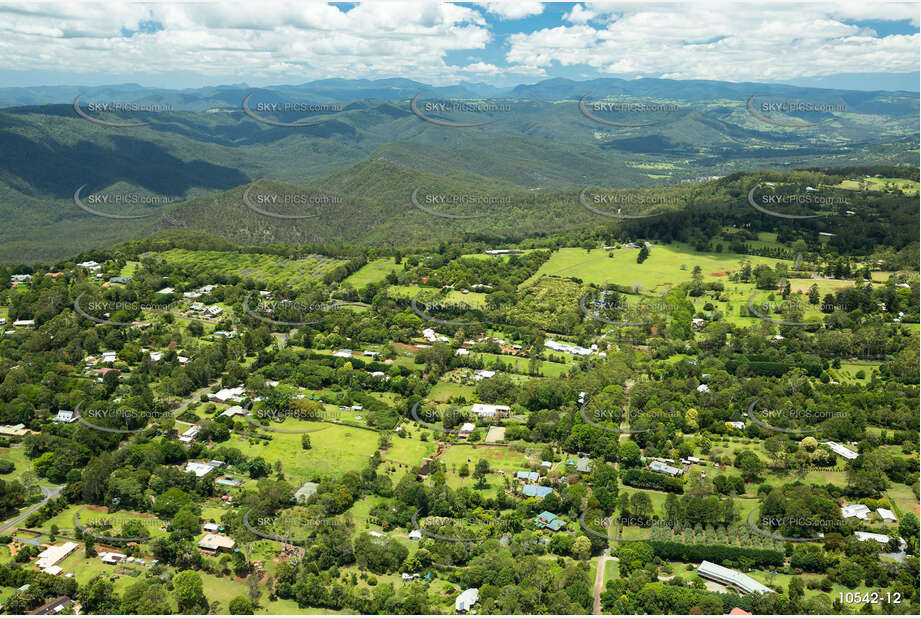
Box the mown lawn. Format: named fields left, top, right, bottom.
left=342, top=258, right=401, bottom=288
left=234, top=422, right=380, bottom=483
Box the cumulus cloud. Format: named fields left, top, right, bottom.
left=476, top=2, right=545, bottom=20
left=508, top=3, right=920, bottom=81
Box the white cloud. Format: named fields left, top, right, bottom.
left=506, top=3, right=920, bottom=82
left=476, top=1, right=545, bottom=20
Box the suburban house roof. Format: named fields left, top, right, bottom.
left=649, top=461, right=682, bottom=476
left=825, top=441, right=859, bottom=460
left=697, top=561, right=771, bottom=595
left=455, top=588, right=479, bottom=613
left=841, top=504, right=871, bottom=520
left=516, top=470, right=539, bottom=482
left=522, top=484, right=553, bottom=498
left=198, top=533, right=236, bottom=551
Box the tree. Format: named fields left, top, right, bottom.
left=637, top=246, right=650, bottom=264
left=734, top=450, right=764, bottom=482
left=172, top=570, right=207, bottom=612
left=572, top=535, right=592, bottom=560
left=801, top=437, right=818, bottom=452
left=229, top=596, right=254, bottom=614
left=301, top=434, right=311, bottom=449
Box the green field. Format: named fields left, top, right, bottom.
left=833, top=177, right=919, bottom=196
left=235, top=422, right=380, bottom=483
left=526, top=244, right=786, bottom=292
left=146, top=249, right=347, bottom=288
left=342, top=258, right=401, bottom=288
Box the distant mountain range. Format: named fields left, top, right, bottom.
left=0, top=76, right=916, bottom=263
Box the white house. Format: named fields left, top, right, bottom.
left=877, top=508, right=898, bottom=523
left=455, top=588, right=479, bottom=613
left=36, top=542, right=78, bottom=570
left=544, top=339, right=592, bottom=356
left=179, top=426, right=200, bottom=445
left=156, top=287, right=175, bottom=295
left=408, top=529, right=422, bottom=541
left=185, top=460, right=215, bottom=477
left=696, top=384, right=710, bottom=393
left=455, top=348, right=470, bottom=356
left=77, top=260, right=102, bottom=271
left=53, top=410, right=76, bottom=423
left=209, top=387, right=245, bottom=403
left=471, top=403, right=510, bottom=418
left=824, top=441, right=858, bottom=460
left=473, top=369, right=495, bottom=381
left=333, top=349, right=353, bottom=358
left=841, top=504, right=871, bottom=521
left=649, top=461, right=682, bottom=477
left=697, top=561, right=771, bottom=595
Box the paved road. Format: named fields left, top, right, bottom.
left=0, top=485, right=64, bottom=535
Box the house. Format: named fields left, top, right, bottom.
left=27, top=595, right=71, bottom=615
left=729, top=608, right=753, bottom=615
left=575, top=457, right=593, bottom=473
left=544, top=339, right=592, bottom=356
left=198, top=533, right=236, bottom=554
left=877, top=508, right=898, bottom=523
left=185, top=460, right=216, bottom=477
left=53, top=410, right=76, bottom=423
left=203, top=305, right=223, bottom=318
left=696, top=384, right=710, bottom=393
left=535, top=511, right=567, bottom=531
left=220, top=405, right=245, bottom=418
left=649, top=461, right=682, bottom=477
left=697, top=561, right=771, bottom=595
left=458, top=422, right=476, bottom=438
left=455, top=348, right=470, bottom=356
left=541, top=461, right=552, bottom=469
left=108, top=276, right=132, bottom=284
left=726, top=421, right=745, bottom=431
left=401, top=572, right=421, bottom=581
left=99, top=552, right=126, bottom=564
left=824, top=441, right=859, bottom=460
left=0, top=423, right=30, bottom=437
left=294, top=481, right=319, bottom=503
left=101, top=352, right=117, bottom=363
left=471, top=403, right=510, bottom=418
left=516, top=470, right=539, bottom=482
left=209, top=387, right=245, bottom=403
left=77, top=260, right=102, bottom=271
left=35, top=543, right=78, bottom=570
left=203, top=523, right=220, bottom=533
left=10, top=274, right=33, bottom=283
left=179, top=426, right=200, bottom=445
left=473, top=369, right=495, bottom=381
left=149, top=351, right=163, bottom=362
left=455, top=588, right=479, bottom=613
left=854, top=531, right=906, bottom=550
left=156, top=287, right=175, bottom=295
left=522, top=484, right=553, bottom=498
left=841, top=504, right=871, bottom=521
left=362, top=350, right=379, bottom=357
left=13, top=320, right=35, bottom=327
left=333, top=349, right=353, bottom=358
left=408, top=529, right=422, bottom=541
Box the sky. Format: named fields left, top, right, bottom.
left=0, top=1, right=917, bottom=91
